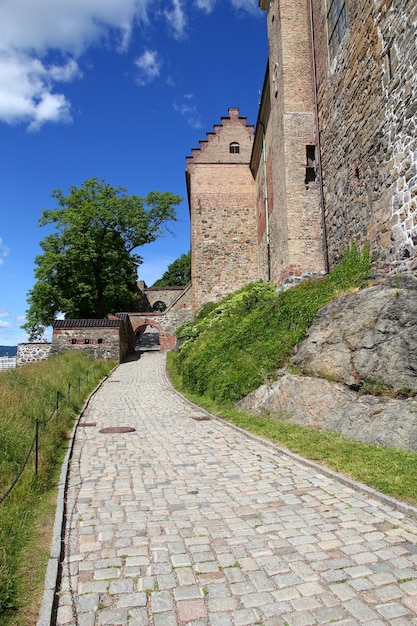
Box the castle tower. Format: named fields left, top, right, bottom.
left=255, top=0, right=326, bottom=283
left=186, top=108, right=260, bottom=313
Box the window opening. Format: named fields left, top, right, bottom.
left=229, top=142, right=240, bottom=154
left=84, top=339, right=90, bottom=344
left=98, top=338, right=103, bottom=344
left=71, top=338, right=77, bottom=345
left=305, top=145, right=317, bottom=185
left=327, top=0, right=347, bottom=60
left=152, top=301, right=167, bottom=312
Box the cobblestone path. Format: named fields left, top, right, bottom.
left=55, top=352, right=417, bottom=626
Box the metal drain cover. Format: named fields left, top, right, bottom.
left=79, top=422, right=97, bottom=427
left=99, top=426, right=136, bottom=434
left=191, top=415, right=211, bottom=421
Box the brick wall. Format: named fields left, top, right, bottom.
left=256, top=0, right=326, bottom=285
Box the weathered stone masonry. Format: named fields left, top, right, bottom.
left=311, top=0, right=417, bottom=270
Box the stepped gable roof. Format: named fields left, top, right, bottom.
left=186, top=107, right=254, bottom=164
left=53, top=318, right=122, bottom=329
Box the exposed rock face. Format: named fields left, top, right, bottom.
left=237, top=274, right=417, bottom=452
left=292, top=274, right=417, bottom=391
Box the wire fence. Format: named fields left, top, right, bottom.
left=0, top=371, right=91, bottom=506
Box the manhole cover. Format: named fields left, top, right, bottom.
left=79, top=422, right=97, bottom=427
left=99, top=426, right=136, bottom=434
left=191, top=415, right=211, bottom=421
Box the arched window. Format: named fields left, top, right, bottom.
left=229, top=142, right=240, bottom=154
left=152, top=300, right=167, bottom=312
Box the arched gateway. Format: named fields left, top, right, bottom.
left=128, top=314, right=176, bottom=353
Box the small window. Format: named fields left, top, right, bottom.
left=327, top=0, right=347, bottom=60
left=229, top=142, right=240, bottom=154
left=97, top=338, right=103, bottom=344
left=84, top=338, right=90, bottom=344
left=71, top=338, right=77, bottom=345
left=305, top=145, right=316, bottom=185
left=152, top=301, right=167, bottom=312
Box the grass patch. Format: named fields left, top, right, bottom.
left=0, top=351, right=115, bottom=624
left=167, top=354, right=417, bottom=506
left=175, top=246, right=370, bottom=404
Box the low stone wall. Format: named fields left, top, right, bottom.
left=51, top=327, right=122, bottom=361
left=17, top=343, right=52, bottom=367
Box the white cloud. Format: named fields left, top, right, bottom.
left=194, top=0, right=217, bottom=13
left=164, top=0, right=187, bottom=40
left=230, top=0, right=259, bottom=14
left=0, top=320, right=10, bottom=328
left=0, top=238, right=9, bottom=265
left=134, top=50, right=162, bottom=86
left=0, top=0, right=153, bottom=129
left=173, top=96, right=203, bottom=129
left=0, top=0, right=258, bottom=129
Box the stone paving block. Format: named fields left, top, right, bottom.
left=128, top=607, right=149, bottom=626
left=116, top=591, right=147, bottom=608
left=345, top=598, right=379, bottom=621
left=93, top=566, right=121, bottom=580
left=281, top=609, right=317, bottom=625
left=151, top=589, right=174, bottom=612
left=232, top=607, right=261, bottom=625
left=78, top=592, right=99, bottom=613
left=176, top=598, right=207, bottom=621
left=108, top=577, right=134, bottom=594
left=241, top=590, right=274, bottom=608
left=77, top=613, right=96, bottom=626
left=153, top=613, right=177, bottom=626
left=173, top=584, right=203, bottom=601
left=97, top=608, right=128, bottom=625
left=376, top=601, right=411, bottom=619
left=176, top=567, right=197, bottom=586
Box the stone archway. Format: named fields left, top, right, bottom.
left=129, top=316, right=176, bottom=353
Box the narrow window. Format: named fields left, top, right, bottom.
left=305, top=145, right=316, bottom=185
left=71, top=338, right=77, bottom=345
left=84, top=338, right=90, bottom=344
left=229, top=142, right=240, bottom=154
left=327, top=0, right=347, bottom=60
left=97, top=338, right=103, bottom=344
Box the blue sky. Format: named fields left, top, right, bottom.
left=0, top=0, right=267, bottom=345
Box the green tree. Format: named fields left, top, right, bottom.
left=152, top=251, right=191, bottom=287
left=23, top=178, right=182, bottom=339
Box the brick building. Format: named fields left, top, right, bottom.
left=186, top=108, right=260, bottom=313
left=186, top=0, right=417, bottom=312
left=51, top=318, right=130, bottom=362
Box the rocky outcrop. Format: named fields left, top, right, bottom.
left=292, top=273, right=417, bottom=391
left=237, top=273, right=417, bottom=451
